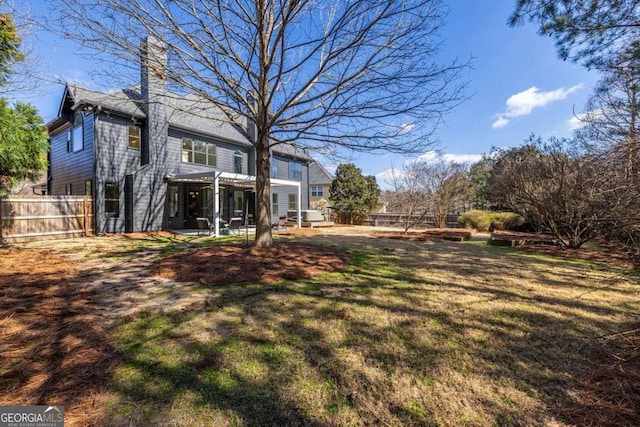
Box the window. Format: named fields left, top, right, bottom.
left=85, top=180, right=92, bottom=196
left=234, top=150, right=243, bottom=174
left=272, top=193, right=279, bottom=216
left=66, top=129, right=72, bottom=152
left=65, top=183, right=72, bottom=195
left=168, top=186, right=179, bottom=218
left=311, top=186, right=324, bottom=197
left=128, top=125, right=141, bottom=149
left=271, top=157, right=278, bottom=178
left=182, top=138, right=216, bottom=167
left=289, top=193, right=297, bottom=210
left=288, top=161, right=302, bottom=180
left=105, top=182, right=120, bottom=218
left=72, top=112, right=84, bottom=152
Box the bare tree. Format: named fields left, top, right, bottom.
left=486, top=138, right=612, bottom=249
left=385, top=162, right=430, bottom=233
left=385, top=158, right=469, bottom=232
left=44, top=0, right=467, bottom=247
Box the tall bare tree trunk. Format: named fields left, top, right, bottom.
left=255, top=131, right=272, bottom=248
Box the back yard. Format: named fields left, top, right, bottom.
left=1, top=227, right=638, bottom=426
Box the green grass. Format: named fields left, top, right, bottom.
left=85, top=233, right=639, bottom=426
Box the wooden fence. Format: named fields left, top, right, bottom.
left=0, top=196, right=93, bottom=243
left=361, top=213, right=461, bottom=229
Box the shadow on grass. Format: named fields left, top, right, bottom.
left=8, top=232, right=637, bottom=426
left=103, top=236, right=639, bottom=426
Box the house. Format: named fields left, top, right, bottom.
left=308, top=162, right=334, bottom=211
left=46, top=37, right=309, bottom=235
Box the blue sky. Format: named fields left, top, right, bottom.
left=12, top=1, right=599, bottom=185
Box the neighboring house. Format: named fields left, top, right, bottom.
left=308, top=162, right=334, bottom=209
left=47, top=37, right=309, bottom=235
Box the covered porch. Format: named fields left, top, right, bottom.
left=166, top=171, right=302, bottom=236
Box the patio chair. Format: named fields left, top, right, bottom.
left=196, top=217, right=215, bottom=236
left=278, top=216, right=288, bottom=230
left=228, top=217, right=243, bottom=235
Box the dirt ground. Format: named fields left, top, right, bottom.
left=0, top=226, right=637, bottom=426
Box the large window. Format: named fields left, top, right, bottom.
left=128, top=125, right=141, bottom=149
left=288, top=193, right=297, bottom=210
left=233, top=150, right=243, bottom=174
left=288, top=161, right=302, bottom=180
left=182, top=138, right=216, bottom=167
left=272, top=193, right=279, bottom=216
left=72, top=112, right=84, bottom=152
left=271, top=157, right=278, bottom=178
left=105, top=182, right=120, bottom=218
left=311, top=186, right=324, bottom=197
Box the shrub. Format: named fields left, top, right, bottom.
left=490, top=212, right=524, bottom=230
left=458, top=210, right=491, bottom=231
left=458, top=210, right=524, bottom=231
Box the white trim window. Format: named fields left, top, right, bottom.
left=182, top=137, right=217, bottom=167
left=288, top=193, right=296, bottom=210
left=128, top=125, right=141, bottom=149
left=288, top=161, right=302, bottom=180
left=311, top=185, right=323, bottom=197
left=272, top=193, right=279, bottom=216
left=72, top=112, right=84, bottom=152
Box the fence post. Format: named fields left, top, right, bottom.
left=83, top=197, right=88, bottom=237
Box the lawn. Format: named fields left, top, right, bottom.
left=1, top=228, right=638, bottom=426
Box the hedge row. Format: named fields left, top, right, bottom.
left=458, top=210, right=524, bottom=232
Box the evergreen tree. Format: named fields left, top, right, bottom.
left=0, top=12, right=48, bottom=195
left=330, top=164, right=380, bottom=224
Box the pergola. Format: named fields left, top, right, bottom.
left=167, top=171, right=302, bottom=236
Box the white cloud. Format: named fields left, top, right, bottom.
left=399, top=122, right=416, bottom=133
left=441, top=153, right=483, bottom=163
left=492, top=116, right=510, bottom=129
left=493, top=84, right=584, bottom=128
left=567, top=109, right=604, bottom=131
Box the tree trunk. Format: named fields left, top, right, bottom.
left=254, top=133, right=273, bottom=248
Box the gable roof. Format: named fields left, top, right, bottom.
left=309, top=161, right=334, bottom=185
left=48, top=83, right=310, bottom=161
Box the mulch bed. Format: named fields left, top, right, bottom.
left=0, top=247, right=118, bottom=427
left=152, top=242, right=347, bottom=285
left=558, top=324, right=640, bottom=426
left=374, top=229, right=473, bottom=242
left=491, top=231, right=632, bottom=267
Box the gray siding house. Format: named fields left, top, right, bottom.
left=47, top=38, right=309, bottom=234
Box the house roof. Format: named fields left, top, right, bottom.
left=308, top=162, right=334, bottom=185
left=48, top=84, right=309, bottom=161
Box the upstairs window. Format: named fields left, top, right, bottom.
left=288, top=161, right=302, bottom=180
left=234, top=150, right=243, bottom=174
left=271, top=157, right=278, bottom=178
left=66, top=129, right=72, bottom=152
left=128, top=125, right=141, bottom=149
left=311, top=186, right=323, bottom=197
left=182, top=138, right=216, bottom=167
left=72, top=112, right=84, bottom=152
